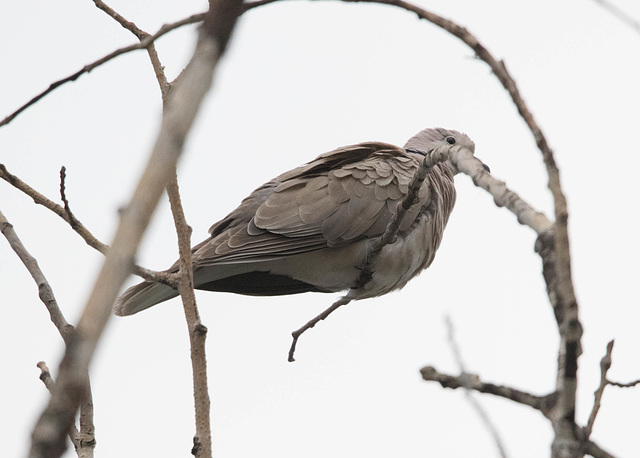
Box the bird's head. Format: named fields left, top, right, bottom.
left=403, top=127, right=486, bottom=175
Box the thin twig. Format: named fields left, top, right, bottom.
left=91, top=0, right=170, bottom=95
left=0, top=11, right=206, bottom=128
left=1, top=163, right=108, bottom=254
left=444, top=316, right=510, bottom=458
left=608, top=379, right=640, bottom=388
left=288, top=295, right=352, bottom=362
left=287, top=147, right=451, bottom=362
left=60, top=166, right=83, bottom=235
left=585, top=341, right=614, bottom=437
left=167, top=172, right=212, bottom=458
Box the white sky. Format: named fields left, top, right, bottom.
left=1, top=1, right=639, bottom=457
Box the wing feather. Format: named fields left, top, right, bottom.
left=193, top=141, right=435, bottom=266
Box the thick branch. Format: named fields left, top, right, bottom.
left=27, top=1, right=242, bottom=455
left=452, top=151, right=552, bottom=234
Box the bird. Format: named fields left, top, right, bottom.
left=114, top=127, right=477, bottom=316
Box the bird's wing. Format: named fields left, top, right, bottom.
left=192, top=142, right=432, bottom=266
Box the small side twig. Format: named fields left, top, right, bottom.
left=608, top=379, right=640, bottom=388
left=287, top=147, right=450, bottom=362
left=288, top=296, right=352, bottom=362
left=585, top=340, right=614, bottom=438
left=60, top=166, right=82, bottom=234
left=37, top=362, right=81, bottom=446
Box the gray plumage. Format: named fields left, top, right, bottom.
left=115, top=127, right=476, bottom=316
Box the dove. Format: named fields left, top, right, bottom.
left=115, top=127, right=476, bottom=316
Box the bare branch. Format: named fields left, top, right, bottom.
left=585, top=341, right=614, bottom=437
left=91, top=0, right=146, bottom=38
left=27, top=0, right=243, bottom=455
left=608, top=379, right=640, bottom=389
left=452, top=150, right=552, bottom=234
left=0, top=11, right=207, bottom=128
left=0, top=208, right=74, bottom=343
left=585, top=440, right=617, bottom=458
left=37, top=362, right=58, bottom=394
left=1, top=163, right=108, bottom=255
left=59, top=166, right=85, bottom=238
left=167, top=172, right=212, bottom=458
left=287, top=147, right=450, bottom=362
left=288, top=295, right=352, bottom=362
left=91, top=0, right=170, bottom=95
left=420, top=366, right=551, bottom=414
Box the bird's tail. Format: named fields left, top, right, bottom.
left=114, top=281, right=178, bottom=316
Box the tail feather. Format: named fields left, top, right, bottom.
left=114, top=281, right=178, bottom=316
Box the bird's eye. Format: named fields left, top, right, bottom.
left=445, top=136, right=456, bottom=145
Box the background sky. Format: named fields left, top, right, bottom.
left=1, top=1, right=639, bottom=457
